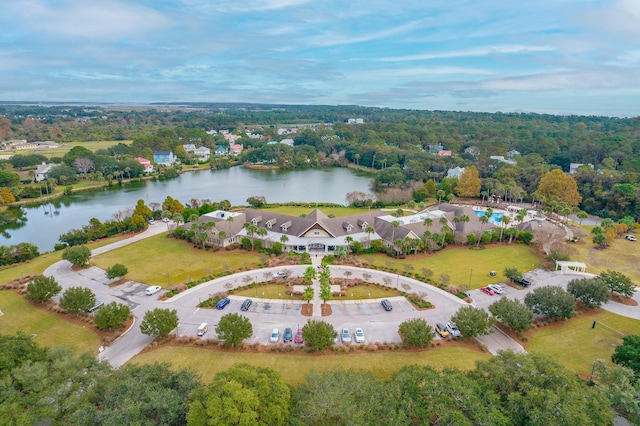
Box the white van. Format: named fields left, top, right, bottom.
left=145, top=285, right=162, bottom=296
left=197, top=323, right=208, bottom=336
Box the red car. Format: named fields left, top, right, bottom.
left=294, top=329, right=304, bottom=345
left=481, top=286, right=495, bottom=295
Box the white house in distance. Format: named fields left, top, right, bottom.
left=136, top=157, right=154, bottom=173
left=569, top=163, right=594, bottom=174
left=446, top=166, right=465, bottom=179
left=153, top=151, right=177, bottom=166
left=194, top=147, right=211, bottom=162
left=35, top=163, right=59, bottom=181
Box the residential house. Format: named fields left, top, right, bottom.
left=280, top=138, right=295, bottom=147
left=229, top=144, right=243, bottom=156
left=35, top=163, right=59, bottom=182
left=182, top=144, right=197, bottom=153
left=569, top=163, right=594, bottom=174
left=214, top=146, right=228, bottom=156
left=438, top=150, right=452, bottom=157
left=428, top=143, right=444, bottom=154
left=507, top=149, right=520, bottom=160
left=153, top=151, right=176, bottom=166
left=446, top=166, right=465, bottom=179
left=194, top=147, right=210, bottom=162
left=490, top=155, right=517, bottom=165
left=136, top=157, right=154, bottom=174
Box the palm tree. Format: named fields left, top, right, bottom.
left=422, top=230, right=432, bottom=253
left=243, top=222, right=257, bottom=249
left=480, top=191, right=488, bottom=204
left=436, top=190, right=446, bottom=207
left=218, top=230, right=227, bottom=246
left=280, top=234, right=289, bottom=249
left=172, top=213, right=184, bottom=226
left=390, top=220, right=400, bottom=249
left=364, top=225, right=375, bottom=248
left=477, top=215, right=489, bottom=248
left=577, top=210, right=589, bottom=227
left=499, top=215, right=511, bottom=243
left=256, top=227, right=268, bottom=247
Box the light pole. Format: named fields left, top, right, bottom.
left=469, top=268, right=473, bottom=289
left=166, top=272, right=171, bottom=287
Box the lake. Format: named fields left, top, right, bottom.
left=1, top=167, right=375, bottom=251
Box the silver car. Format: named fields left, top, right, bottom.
left=341, top=328, right=352, bottom=343
left=446, top=321, right=461, bottom=338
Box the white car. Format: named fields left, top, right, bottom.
left=354, top=327, right=365, bottom=343
left=446, top=321, right=461, bottom=338
left=488, top=284, right=504, bottom=294
left=145, top=285, right=162, bottom=296
left=341, top=328, right=352, bottom=343
left=625, top=235, right=636, bottom=242
left=272, top=271, right=290, bottom=279
left=269, top=328, right=279, bottom=343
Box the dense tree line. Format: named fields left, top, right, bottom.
left=1, top=333, right=626, bottom=425
left=2, top=104, right=639, bottom=219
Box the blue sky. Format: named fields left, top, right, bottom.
left=1, top=0, right=639, bottom=116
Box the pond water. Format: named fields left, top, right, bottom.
left=1, top=167, right=375, bottom=251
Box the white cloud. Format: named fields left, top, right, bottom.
left=305, top=18, right=430, bottom=48
left=6, top=0, right=171, bottom=39
left=379, top=45, right=556, bottom=62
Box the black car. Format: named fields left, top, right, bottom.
left=381, top=299, right=393, bottom=311
left=241, top=299, right=253, bottom=311
left=516, top=278, right=531, bottom=287
left=283, top=327, right=293, bottom=342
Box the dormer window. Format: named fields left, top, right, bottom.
left=281, top=221, right=291, bottom=232
left=251, top=219, right=258, bottom=226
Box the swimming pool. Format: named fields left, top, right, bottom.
left=474, top=210, right=505, bottom=226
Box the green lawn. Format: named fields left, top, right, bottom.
left=35, top=140, right=132, bottom=158
left=234, top=285, right=299, bottom=300
left=91, top=233, right=261, bottom=286
left=0, top=234, right=136, bottom=286
left=527, top=311, right=640, bottom=376
left=257, top=206, right=370, bottom=217
left=571, top=227, right=640, bottom=283
left=131, top=345, right=490, bottom=386
left=0, top=291, right=100, bottom=354
left=362, top=245, right=541, bottom=289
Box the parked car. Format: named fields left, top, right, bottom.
left=354, top=327, right=365, bottom=343
left=341, top=328, right=352, bottom=343
left=435, top=323, right=450, bottom=338
left=446, top=321, right=461, bottom=337
left=284, top=327, right=293, bottom=343
left=516, top=278, right=531, bottom=287
left=87, top=300, right=104, bottom=313
left=381, top=299, right=393, bottom=311
left=145, top=285, right=162, bottom=296
left=215, top=298, right=230, bottom=310
left=294, top=329, right=304, bottom=344
left=241, top=299, right=253, bottom=311
left=481, top=286, right=495, bottom=295
left=162, top=217, right=169, bottom=223
left=148, top=219, right=155, bottom=225
left=488, top=284, right=504, bottom=294
left=272, top=271, right=290, bottom=279
left=625, top=235, right=636, bottom=241
left=269, top=328, right=279, bottom=343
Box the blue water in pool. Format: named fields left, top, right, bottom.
left=474, top=210, right=505, bottom=226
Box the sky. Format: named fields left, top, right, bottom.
left=1, top=0, right=639, bottom=116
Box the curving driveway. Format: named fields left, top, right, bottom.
left=44, top=224, right=638, bottom=367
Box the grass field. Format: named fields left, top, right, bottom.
left=527, top=310, right=640, bottom=376
left=91, top=233, right=261, bottom=286
left=33, top=140, right=132, bottom=158
left=0, top=234, right=134, bottom=286
left=570, top=227, right=640, bottom=283
left=362, top=245, right=541, bottom=289
left=234, top=285, right=299, bottom=300
left=257, top=206, right=370, bottom=217
left=131, top=345, right=491, bottom=385
left=0, top=291, right=100, bottom=354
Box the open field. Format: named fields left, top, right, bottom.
left=91, top=233, right=261, bottom=286
left=257, top=206, right=369, bottom=217
left=131, top=344, right=490, bottom=385
left=0, top=291, right=100, bottom=354
left=362, top=245, right=541, bottom=289
left=527, top=310, right=640, bottom=376
left=32, top=140, right=132, bottom=158
left=0, top=233, right=135, bottom=286
left=570, top=227, right=640, bottom=283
